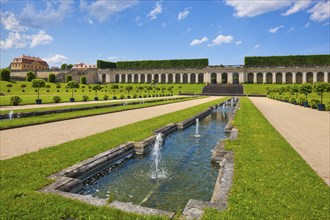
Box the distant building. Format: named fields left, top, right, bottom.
left=72, top=63, right=96, bottom=70
left=10, top=55, right=49, bottom=71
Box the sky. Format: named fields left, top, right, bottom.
left=0, top=0, right=329, bottom=68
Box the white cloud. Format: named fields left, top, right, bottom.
left=43, top=54, right=68, bottom=66
left=0, top=12, right=28, bottom=32
left=208, top=35, right=233, bottom=47
left=29, top=31, right=53, bottom=48
left=236, top=41, right=242, bottom=45
left=308, top=1, right=330, bottom=22
left=19, top=0, right=74, bottom=28
left=178, top=7, right=190, bottom=20
left=190, top=37, right=209, bottom=46
left=283, top=0, right=312, bottom=16
left=254, top=44, right=260, bottom=49
left=107, top=56, right=119, bottom=61
left=225, top=0, right=291, bottom=17
left=80, top=0, right=137, bottom=22
left=304, top=22, right=310, bottom=28
left=287, top=26, right=295, bottom=32
left=269, top=25, right=284, bottom=33
left=148, top=2, right=162, bottom=20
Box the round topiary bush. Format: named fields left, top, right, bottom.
left=103, top=95, right=109, bottom=100
left=52, top=96, right=61, bottom=103
left=82, top=95, right=89, bottom=102
left=10, top=96, right=22, bottom=106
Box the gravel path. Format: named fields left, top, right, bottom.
left=0, top=97, right=220, bottom=160
left=249, top=97, right=330, bottom=185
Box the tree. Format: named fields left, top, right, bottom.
left=80, top=76, right=87, bottom=84
left=67, top=81, right=80, bottom=99
left=155, top=87, right=160, bottom=95
left=48, top=73, right=56, bottom=83
left=26, top=71, right=36, bottom=82
left=31, top=79, right=46, bottom=101
left=313, top=82, right=330, bottom=104
left=92, top=84, right=102, bottom=98
left=65, top=75, right=72, bottom=83
left=290, top=84, right=299, bottom=99
left=61, top=63, right=67, bottom=70
left=299, top=83, right=312, bottom=99
left=125, top=85, right=133, bottom=96
left=0, top=68, right=10, bottom=81
left=111, top=84, right=119, bottom=96
left=21, top=84, right=26, bottom=92
left=147, top=86, right=153, bottom=95
left=67, top=64, right=73, bottom=70
left=137, top=86, right=144, bottom=96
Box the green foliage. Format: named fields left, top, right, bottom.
left=67, top=64, right=73, bottom=70
left=310, top=99, right=320, bottom=108
left=125, top=85, right=133, bottom=95
left=52, top=96, right=61, bottom=103
left=96, top=60, right=117, bottom=68
left=0, top=68, right=10, bottom=81
left=299, top=83, right=312, bottom=98
left=61, top=63, right=67, bottom=70
left=103, top=95, right=109, bottom=100
left=313, top=82, right=330, bottom=104
left=48, top=73, right=56, bottom=83
left=10, top=96, right=22, bottom=106
left=80, top=76, right=87, bottom=84
left=6, top=84, right=12, bottom=89
left=26, top=71, right=36, bottom=82
left=297, top=97, right=306, bottom=105
left=67, top=81, right=79, bottom=99
left=65, top=75, right=72, bottom=83
left=325, top=102, right=330, bottom=111
left=245, top=54, right=330, bottom=67
left=82, top=95, right=89, bottom=101
left=31, top=79, right=46, bottom=100
left=92, top=84, right=102, bottom=97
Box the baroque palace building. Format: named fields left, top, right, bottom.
left=10, top=55, right=49, bottom=71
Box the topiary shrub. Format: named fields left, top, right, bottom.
left=290, top=97, right=296, bottom=104
left=21, top=84, right=26, bottom=92
left=297, top=97, right=306, bottom=106
left=133, top=94, right=137, bottom=99
left=82, top=95, right=89, bottom=101
left=325, top=102, right=330, bottom=111
left=112, top=96, right=117, bottom=100
left=26, top=71, right=36, bottom=82
left=103, top=95, right=109, bottom=100
left=10, top=96, right=22, bottom=106
left=0, top=68, right=10, bottom=81
left=6, top=84, right=12, bottom=92
left=52, top=96, right=61, bottom=103
left=120, top=95, right=125, bottom=99
left=310, top=99, right=320, bottom=109
left=31, top=79, right=46, bottom=104
left=65, top=75, right=72, bottom=83
left=48, top=73, right=56, bottom=83
left=80, top=76, right=87, bottom=84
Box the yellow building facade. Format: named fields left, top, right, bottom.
left=10, top=55, right=49, bottom=71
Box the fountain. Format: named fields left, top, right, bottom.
left=194, top=118, right=200, bottom=137
left=222, top=102, right=226, bottom=110
left=123, top=101, right=128, bottom=106
left=8, top=111, right=13, bottom=120
left=151, top=133, right=165, bottom=180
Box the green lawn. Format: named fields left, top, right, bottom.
left=0, top=97, right=225, bottom=219
left=0, top=81, right=205, bottom=106
left=203, top=98, right=329, bottom=219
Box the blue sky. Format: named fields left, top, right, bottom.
left=1, top=0, right=329, bottom=68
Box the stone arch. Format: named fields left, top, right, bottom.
left=121, top=74, right=126, bottom=83
left=222, top=73, right=227, bottom=84
left=141, top=74, right=145, bottom=83
left=211, top=73, right=217, bottom=84
left=101, top=74, right=106, bottom=84
left=257, top=73, right=263, bottom=84
left=134, top=74, right=138, bottom=83
left=296, top=72, right=302, bottom=84
left=147, top=74, right=152, bottom=83
left=175, top=74, right=180, bottom=83
left=276, top=72, right=282, bottom=84
left=161, top=74, right=166, bottom=83
left=168, top=74, right=173, bottom=83
left=127, top=74, right=132, bottom=83
left=306, top=72, right=313, bottom=83
left=183, top=73, right=188, bottom=84
left=286, top=72, right=292, bottom=84
left=247, top=73, right=254, bottom=83
left=115, top=74, right=120, bottom=83
left=198, top=73, right=204, bottom=83
left=266, top=72, right=272, bottom=84
left=154, top=74, right=159, bottom=83
left=191, top=73, right=196, bottom=83
left=328, top=72, right=330, bottom=83
left=233, top=72, right=239, bottom=84
left=317, top=72, right=324, bottom=82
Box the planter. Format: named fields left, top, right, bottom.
left=69, top=98, right=75, bottom=102
left=317, top=104, right=325, bottom=111
left=113, top=96, right=117, bottom=100
left=94, top=97, right=99, bottom=101
left=303, top=101, right=309, bottom=107
left=36, top=99, right=42, bottom=104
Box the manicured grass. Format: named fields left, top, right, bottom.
left=0, top=81, right=205, bottom=106
left=0, top=97, right=225, bottom=219
left=203, top=98, right=329, bottom=219
left=0, top=97, right=196, bottom=130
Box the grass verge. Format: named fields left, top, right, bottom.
left=0, top=97, right=225, bottom=219
left=203, top=98, right=329, bottom=219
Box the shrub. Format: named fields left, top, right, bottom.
left=26, top=71, right=36, bottom=82
left=65, top=75, right=72, bottom=83
left=32, top=79, right=46, bottom=100
left=143, top=94, right=147, bottom=98
left=103, top=95, right=109, bottom=100
left=6, top=84, right=12, bottom=92
left=112, top=96, right=117, bottom=100
left=297, top=97, right=306, bottom=105
left=0, top=68, right=10, bottom=81
left=21, top=84, right=26, bottom=92
left=92, top=84, right=102, bottom=98
left=80, top=76, right=87, bottom=84
left=120, top=95, right=125, bottom=99
left=313, top=82, right=330, bottom=104
left=48, top=73, right=56, bottom=83
left=133, top=94, right=137, bottom=99
left=310, top=99, right=320, bottom=109
left=67, top=81, right=80, bottom=99
left=290, top=97, right=296, bottom=104
left=82, top=95, right=89, bottom=101
left=283, top=97, right=289, bottom=102
left=10, top=96, right=22, bottom=106
left=299, top=83, right=312, bottom=99
left=52, top=96, right=61, bottom=103
left=325, top=102, right=330, bottom=111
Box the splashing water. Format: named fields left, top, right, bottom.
left=151, top=133, right=166, bottom=180
left=9, top=111, right=13, bottom=120
left=194, top=118, right=200, bottom=137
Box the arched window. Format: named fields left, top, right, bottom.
left=121, top=74, right=126, bottom=83
left=211, top=73, right=217, bottom=84
left=141, top=74, right=145, bottom=83
left=168, top=74, right=173, bottom=83
left=190, top=73, right=196, bottom=83
left=147, top=74, right=152, bottom=83
left=198, top=73, right=204, bottom=83
left=266, top=72, right=272, bottom=83
left=221, top=73, right=227, bottom=84
left=134, top=74, right=138, bottom=83
left=286, top=72, right=292, bottom=84
left=276, top=72, right=282, bottom=84
left=247, top=73, right=254, bottom=83
left=306, top=72, right=313, bottom=83
left=317, top=72, right=324, bottom=82
left=127, top=74, right=132, bottom=83
left=115, top=74, right=120, bottom=83
left=161, top=74, right=166, bottom=83
left=257, top=73, right=263, bottom=84
left=296, top=72, right=302, bottom=84
left=175, top=74, right=181, bottom=83
left=183, top=74, right=188, bottom=84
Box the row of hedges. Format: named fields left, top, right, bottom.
left=96, top=60, right=117, bottom=68
left=245, top=55, right=330, bottom=67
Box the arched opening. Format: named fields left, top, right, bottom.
left=221, top=73, right=228, bottom=84
left=147, top=74, right=152, bottom=83
left=296, top=72, right=302, bottom=84
left=232, top=72, right=239, bottom=84
left=191, top=73, right=196, bottom=83
left=141, top=74, right=145, bottom=83
left=257, top=73, right=263, bottom=84
left=121, top=74, right=126, bottom=83
left=317, top=72, right=324, bottom=82
left=276, top=72, right=282, bottom=84
left=328, top=72, right=330, bottom=83
left=211, top=73, right=217, bottom=84
left=102, top=74, right=106, bottom=84
left=286, top=72, right=292, bottom=84
left=198, top=73, right=204, bottom=83
left=266, top=72, right=272, bottom=84
left=115, top=74, right=120, bottom=83
left=127, top=74, right=132, bottom=83
left=183, top=74, right=188, bottom=84
left=154, top=74, right=159, bottom=83
left=247, top=73, right=254, bottom=83
left=168, top=74, right=173, bottom=83
left=134, top=74, right=138, bottom=83
left=175, top=74, right=180, bottom=83
left=306, top=72, right=313, bottom=83
left=161, top=74, right=166, bottom=83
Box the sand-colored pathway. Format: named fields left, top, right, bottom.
left=0, top=96, right=220, bottom=160
left=250, top=97, right=330, bottom=185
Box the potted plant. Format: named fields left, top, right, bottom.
left=67, top=81, right=80, bottom=102
left=10, top=96, right=22, bottom=106
left=82, top=95, right=89, bottom=102
left=125, top=85, right=133, bottom=99
left=299, top=83, right=312, bottom=107
left=52, top=96, right=61, bottom=103
left=31, top=79, right=46, bottom=104
left=289, top=85, right=299, bottom=104
left=310, top=99, right=320, bottom=109
left=313, top=82, right=330, bottom=111
left=21, top=84, right=26, bottom=92
left=103, top=95, right=109, bottom=100
left=6, top=84, right=12, bottom=92
left=56, top=84, right=61, bottom=92
left=92, top=84, right=102, bottom=101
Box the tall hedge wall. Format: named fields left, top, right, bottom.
left=244, top=55, right=330, bottom=67
left=96, top=60, right=117, bottom=69
left=116, top=58, right=209, bottom=69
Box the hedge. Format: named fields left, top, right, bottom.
left=96, top=60, right=117, bottom=69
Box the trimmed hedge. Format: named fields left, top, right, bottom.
left=96, top=60, right=117, bottom=69
left=0, top=68, right=10, bottom=81
left=245, top=55, right=330, bottom=67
